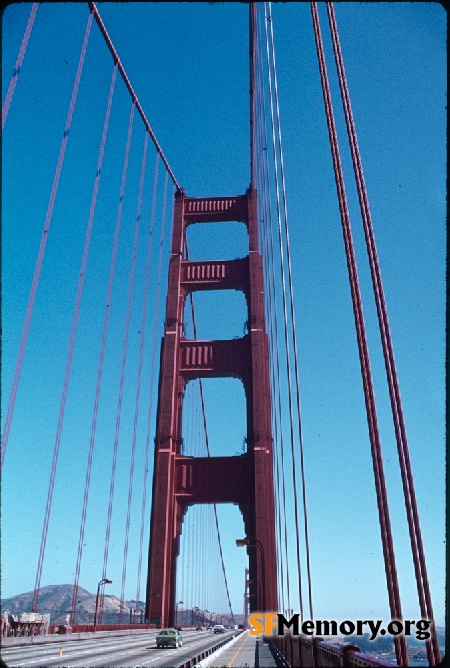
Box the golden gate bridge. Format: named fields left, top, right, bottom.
left=1, top=3, right=445, bottom=667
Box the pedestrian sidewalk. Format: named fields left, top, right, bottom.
left=204, top=631, right=279, bottom=668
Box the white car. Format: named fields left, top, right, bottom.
left=213, top=624, right=226, bottom=633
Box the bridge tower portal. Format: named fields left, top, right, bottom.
left=145, top=187, right=278, bottom=627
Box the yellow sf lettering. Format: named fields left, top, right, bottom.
left=264, top=613, right=278, bottom=636
left=249, top=613, right=279, bottom=636
left=249, top=613, right=264, bottom=636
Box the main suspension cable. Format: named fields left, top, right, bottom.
left=88, top=1, right=181, bottom=192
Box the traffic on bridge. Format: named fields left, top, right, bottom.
left=1, top=2, right=444, bottom=667
left=2, top=628, right=245, bottom=668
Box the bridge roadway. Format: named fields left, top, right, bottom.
left=0, top=628, right=278, bottom=668
left=202, top=631, right=279, bottom=667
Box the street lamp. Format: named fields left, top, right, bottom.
left=191, top=605, right=199, bottom=626
left=236, top=537, right=266, bottom=610
left=176, top=600, right=184, bottom=627
left=94, top=578, right=112, bottom=631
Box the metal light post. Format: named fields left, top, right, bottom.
left=176, top=600, right=184, bottom=627
left=236, top=537, right=266, bottom=610
left=191, top=605, right=199, bottom=626
left=94, top=578, right=112, bottom=631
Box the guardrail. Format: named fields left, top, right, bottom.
left=176, top=630, right=243, bottom=668
left=269, top=635, right=394, bottom=668
left=47, top=623, right=156, bottom=635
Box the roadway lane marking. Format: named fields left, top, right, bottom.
left=139, top=648, right=182, bottom=665
left=3, top=641, right=158, bottom=666
left=226, top=633, right=253, bottom=667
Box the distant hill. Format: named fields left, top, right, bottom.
left=1, top=584, right=145, bottom=625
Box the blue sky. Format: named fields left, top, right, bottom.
left=1, top=2, right=446, bottom=630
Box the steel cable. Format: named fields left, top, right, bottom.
left=29, top=16, right=95, bottom=611
left=255, top=4, right=291, bottom=617
left=71, top=101, right=135, bottom=624
left=266, top=1, right=314, bottom=620
left=134, top=153, right=161, bottom=608
left=326, top=5, right=440, bottom=663
left=1, top=10, right=93, bottom=473
left=181, top=254, right=236, bottom=625
left=32, top=61, right=117, bottom=614
left=139, top=176, right=174, bottom=620
left=263, top=1, right=305, bottom=619
left=88, top=2, right=180, bottom=192
left=2, top=2, right=39, bottom=130
left=311, top=4, right=408, bottom=664
left=117, top=132, right=152, bottom=623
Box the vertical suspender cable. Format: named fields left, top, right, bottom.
left=326, top=5, right=440, bottom=663
left=310, top=4, right=408, bottom=664
left=250, top=2, right=256, bottom=187
left=184, top=267, right=236, bottom=625
left=2, top=2, right=39, bottom=130
left=119, top=157, right=165, bottom=624
left=264, top=1, right=305, bottom=619
left=32, top=62, right=117, bottom=613
left=120, top=162, right=168, bottom=621
left=135, top=153, right=160, bottom=608
left=137, top=166, right=173, bottom=613
left=92, top=65, right=129, bottom=622
left=71, top=101, right=135, bottom=624
left=266, top=1, right=314, bottom=620
left=1, top=10, right=93, bottom=473
left=255, top=5, right=291, bottom=617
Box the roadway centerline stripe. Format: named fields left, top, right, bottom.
left=226, top=632, right=252, bottom=667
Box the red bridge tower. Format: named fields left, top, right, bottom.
left=145, top=187, right=278, bottom=627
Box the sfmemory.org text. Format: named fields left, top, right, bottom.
left=249, top=613, right=432, bottom=641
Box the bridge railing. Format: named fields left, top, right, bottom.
left=47, top=623, right=156, bottom=635
left=175, top=630, right=243, bottom=668
left=269, top=635, right=394, bottom=668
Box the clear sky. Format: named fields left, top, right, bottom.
left=1, top=2, right=446, bottom=630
